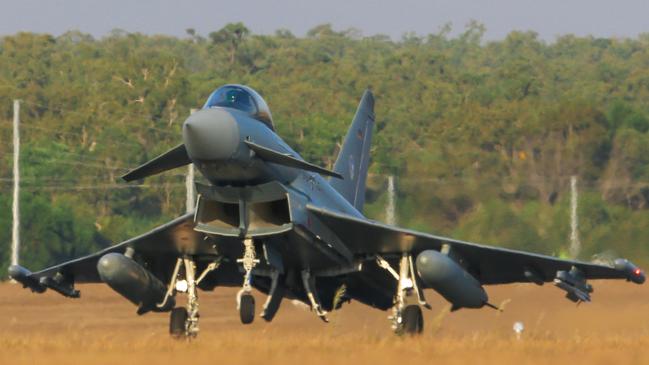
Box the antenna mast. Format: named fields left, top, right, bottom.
left=11, top=100, right=21, bottom=269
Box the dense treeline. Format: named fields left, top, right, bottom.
left=1, top=23, right=649, bottom=274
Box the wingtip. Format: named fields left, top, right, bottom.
left=615, top=258, right=645, bottom=284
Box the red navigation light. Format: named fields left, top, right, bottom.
left=634, top=268, right=642, bottom=276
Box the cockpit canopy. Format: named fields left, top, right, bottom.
left=203, top=84, right=274, bottom=130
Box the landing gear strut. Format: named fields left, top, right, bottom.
left=237, top=238, right=259, bottom=324
left=302, top=270, right=329, bottom=322
left=159, top=256, right=219, bottom=338
left=378, top=254, right=429, bottom=335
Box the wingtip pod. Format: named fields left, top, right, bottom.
left=614, top=258, right=645, bottom=284
left=8, top=265, right=46, bottom=293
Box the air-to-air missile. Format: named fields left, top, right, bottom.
left=416, top=250, right=488, bottom=310
left=8, top=265, right=47, bottom=293
left=97, top=253, right=175, bottom=314
left=9, top=264, right=79, bottom=297
left=553, top=259, right=645, bottom=303
left=554, top=267, right=593, bottom=303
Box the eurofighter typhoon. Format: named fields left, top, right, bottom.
left=10, top=85, right=645, bottom=337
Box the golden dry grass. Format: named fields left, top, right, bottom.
left=1, top=281, right=648, bottom=364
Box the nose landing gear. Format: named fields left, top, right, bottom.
left=238, top=292, right=256, bottom=324
left=237, top=238, right=259, bottom=324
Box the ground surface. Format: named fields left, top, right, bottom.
left=0, top=281, right=647, bottom=364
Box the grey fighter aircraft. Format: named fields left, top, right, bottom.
left=9, top=85, right=646, bottom=337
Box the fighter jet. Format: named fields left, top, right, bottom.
left=9, top=85, right=646, bottom=337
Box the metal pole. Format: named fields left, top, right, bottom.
left=11, top=100, right=20, bottom=269
left=386, top=175, right=396, bottom=225
left=569, top=175, right=581, bottom=258
left=186, top=163, right=195, bottom=213
left=186, top=108, right=197, bottom=213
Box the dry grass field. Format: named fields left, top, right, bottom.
left=1, top=280, right=647, bottom=365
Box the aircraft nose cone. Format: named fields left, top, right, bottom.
left=183, top=108, right=240, bottom=161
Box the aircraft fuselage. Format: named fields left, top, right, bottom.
left=181, top=106, right=384, bottom=309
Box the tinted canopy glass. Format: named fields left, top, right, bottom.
left=203, top=84, right=275, bottom=130
left=204, top=86, right=258, bottom=114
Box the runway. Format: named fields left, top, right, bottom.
left=1, top=280, right=647, bottom=364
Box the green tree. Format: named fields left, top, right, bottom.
left=209, top=22, right=250, bottom=64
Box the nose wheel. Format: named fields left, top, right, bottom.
left=238, top=292, right=255, bottom=324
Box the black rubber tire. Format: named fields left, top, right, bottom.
left=169, top=307, right=188, bottom=338
left=400, top=305, right=424, bottom=335
left=239, top=294, right=255, bottom=324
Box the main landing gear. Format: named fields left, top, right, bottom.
left=159, top=256, right=219, bottom=338
left=378, top=254, right=430, bottom=335
left=161, top=237, right=277, bottom=336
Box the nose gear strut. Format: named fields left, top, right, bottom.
left=237, top=238, right=259, bottom=324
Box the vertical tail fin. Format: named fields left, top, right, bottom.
left=330, top=90, right=375, bottom=211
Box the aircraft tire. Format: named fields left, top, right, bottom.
left=399, top=305, right=424, bottom=335
left=169, top=307, right=188, bottom=337
left=239, top=294, right=255, bottom=324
